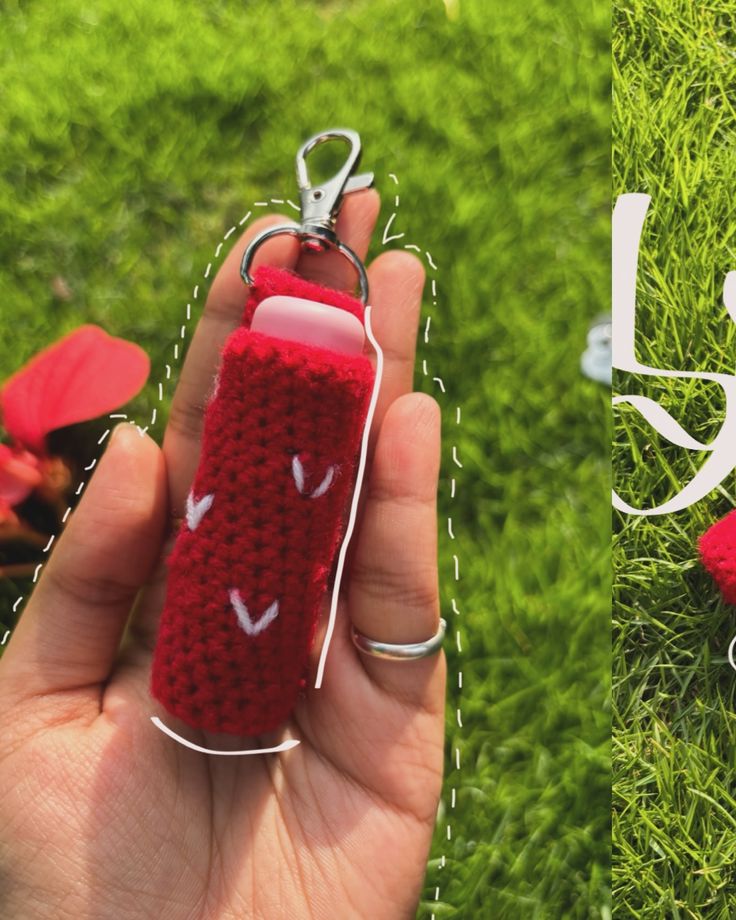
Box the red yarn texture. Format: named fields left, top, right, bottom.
left=699, top=509, right=736, bottom=605
left=152, top=266, right=375, bottom=735
left=241, top=264, right=365, bottom=327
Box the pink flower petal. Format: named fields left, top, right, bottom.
left=1, top=325, right=149, bottom=452
left=0, top=498, right=19, bottom=525
left=0, top=444, right=42, bottom=505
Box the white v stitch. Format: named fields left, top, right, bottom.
left=229, top=590, right=279, bottom=637
left=186, top=491, right=214, bottom=531
left=310, top=465, right=335, bottom=498
left=291, top=455, right=337, bottom=499
left=291, top=454, right=306, bottom=493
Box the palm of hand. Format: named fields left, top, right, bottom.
left=0, top=194, right=445, bottom=920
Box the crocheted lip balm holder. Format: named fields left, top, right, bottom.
left=151, top=129, right=379, bottom=737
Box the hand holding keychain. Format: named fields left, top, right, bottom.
left=0, top=126, right=446, bottom=918
left=153, top=130, right=391, bottom=737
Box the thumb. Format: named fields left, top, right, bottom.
left=0, top=424, right=167, bottom=702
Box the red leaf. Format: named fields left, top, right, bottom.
left=1, top=326, right=150, bottom=452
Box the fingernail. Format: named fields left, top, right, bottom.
left=110, top=423, right=129, bottom=444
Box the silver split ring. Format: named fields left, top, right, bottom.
left=240, top=224, right=370, bottom=306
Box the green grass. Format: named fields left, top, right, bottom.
left=1, top=1, right=610, bottom=915
left=614, top=2, right=736, bottom=916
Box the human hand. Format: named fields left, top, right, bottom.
left=0, top=191, right=445, bottom=920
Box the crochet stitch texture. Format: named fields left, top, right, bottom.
left=152, top=266, right=375, bottom=735
left=700, top=508, right=736, bottom=605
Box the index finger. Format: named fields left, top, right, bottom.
left=163, top=191, right=380, bottom=515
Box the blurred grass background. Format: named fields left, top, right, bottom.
left=1, top=0, right=610, bottom=915
left=613, top=1, right=736, bottom=916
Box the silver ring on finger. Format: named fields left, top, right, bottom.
left=350, top=618, right=446, bottom=661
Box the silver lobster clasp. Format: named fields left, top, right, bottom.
left=240, top=128, right=375, bottom=304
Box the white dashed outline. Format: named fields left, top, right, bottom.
left=3, top=182, right=465, bottom=912
left=379, top=173, right=463, bottom=918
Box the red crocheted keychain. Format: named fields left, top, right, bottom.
left=699, top=510, right=736, bottom=604
left=151, top=130, right=379, bottom=738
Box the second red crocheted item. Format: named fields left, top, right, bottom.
left=151, top=266, right=376, bottom=735
left=699, top=509, right=736, bottom=605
